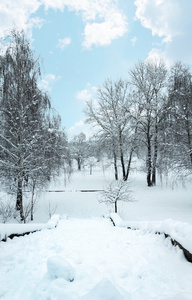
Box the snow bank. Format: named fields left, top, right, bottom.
left=126, top=219, right=192, bottom=255
left=109, top=213, right=123, bottom=226
left=47, top=214, right=61, bottom=229
left=109, top=213, right=192, bottom=257
left=47, top=256, right=75, bottom=282
left=0, top=214, right=61, bottom=241
left=0, top=223, right=46, bottom=241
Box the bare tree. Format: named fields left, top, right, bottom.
left=160, top=62, right=192, bottom=180
left=70, top=132, right=87, bottom=171
left=85, top=79, right=135, bottom=180
left=129, top=59, right=167, bottom=186
left=98, top=180, right=132, bottom=213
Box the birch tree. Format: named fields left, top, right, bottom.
left=0, top=30, right=69, bottom=222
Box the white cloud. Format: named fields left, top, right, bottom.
left=146, top=48, right=170, bottom=67
left=68, top=120, right=94, bottom=139
left=40, top=0, right=65, bottom=11
left=76, top=84, right=98, bottom=103
left=71, top=120, right=84, bottom=128
left=131, top=36, right=137, bottom=46
left=83, top=10, right=127, bottom=49
left=0, top=0, right=128, bottom=49
left=76, top=89, right=92, bottom=103
left=38, top=73, right=61, bottom=92
left=134, top=0, right=180, bottom=42
left=57, top=37, right=71, bottom=50
left=135, top=0, right=192, bottom=63
left=0, top=0, right=43, bottom=38
left=41, top=0, right=128, bottom=49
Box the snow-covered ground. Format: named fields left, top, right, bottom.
left=0, top=164, right=192, bottom=299
left=34, top=166, right=192, bottom=224
left=0, top=215, right=60, bottom=241
left=1, top=217, right=192, bottom=300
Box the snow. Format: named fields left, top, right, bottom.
left=81, top=278, right=127, bottom=300
left=0, top=214, right=60, bottom=241
left=0, top=218, right=192, bottom=299
left=110, top=212, right=123, bottom=226
left=47, top=256, right=75, bottom=282
left=109, top=214, right=192, bottom=254
left=46, top=214, right=61, bottom=229
left=130, top=219, right=192, bottom=254
left=0, top=164, right=192, bottom=299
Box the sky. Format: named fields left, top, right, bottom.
left=0, top=0, right=192, bottom=138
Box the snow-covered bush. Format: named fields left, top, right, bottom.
left=0, top=199, right=15, bottom=223
left=98, top=180, right=133, bottom=213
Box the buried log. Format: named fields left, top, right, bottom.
left=47, top=189, right=104, bottom=193
left=162, top=233, right=192, bottom=263
left=1, top=215, right=60, bottom=242
left=109, top=215, right=192, bottom=264
left=2, top=230, right=39, bottom=242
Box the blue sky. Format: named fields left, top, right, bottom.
left=0, top=0, right=192, bottom=138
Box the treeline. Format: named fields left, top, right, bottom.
left=0, top=30, right=70, bottom=222
left=83, top=59, right=192, bottom=186
left=0, top=29, right=191, bottom=222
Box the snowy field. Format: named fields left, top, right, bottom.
left=0, top=164, right=192, bottom=299
left=34, top=165, right=192, bottom=224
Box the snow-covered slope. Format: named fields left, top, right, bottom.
left=110, top=213, right=192, bottom=261
left=0, top=218, right=192, bottom=300
left=0, top=166, right=192, bottom=299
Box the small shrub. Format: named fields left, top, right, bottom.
left=0, top=199, right=15, bottom=223
left=98, top=180, right=133, bottom=213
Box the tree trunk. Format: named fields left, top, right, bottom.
left=186, top=114, right=192, bottom=166
left=120, top=151, right=126, bottom=180
left=31, top=180, right=36, bottom=221
left=119, top=133, right=126, bottom=179
left=147, top=131, right=152, bottom=187
left=124, top=149, right=133, bottom=181
left=77, top=157, right=81, bottom=171
left=152, top=122, right=158, bottom=186
left=16, top=176, right=24, bottom=221
left=113, top=151, right=118, bottom=180
left=115, top=200, right=118, bottom=213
